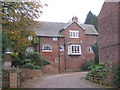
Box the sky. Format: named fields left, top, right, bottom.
left=38, top=0, right=105, bottom=23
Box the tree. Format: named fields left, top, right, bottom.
left=92, top=43, right=99, bottom=65
left=2, top=2, right=47, bottom=53
left=84, top=11, right=98, bottom=31
left=2, top=30, right=11, bottom=53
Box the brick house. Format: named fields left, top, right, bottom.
left=98, top=0, right=120, bottom=66
left=30, top=17, right=98, bottom=73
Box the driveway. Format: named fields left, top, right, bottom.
left=27, top=72, right=102, bottom=88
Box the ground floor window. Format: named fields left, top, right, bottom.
left=26, top=46, right=34, bottom=52
left=68, top=44, right=81, bottom=55
left=59, top=45, right=64, bottom=51
left=42, top=44, right=52, bottom=52
left=88, top=46, right=93, bottom=53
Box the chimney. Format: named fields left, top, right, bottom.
left=72, top=16, right=78, bottom=22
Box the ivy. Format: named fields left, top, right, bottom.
left=112, top=65, right=120, bottom=88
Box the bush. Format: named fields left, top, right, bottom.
left=11, top=51, right=50, bottom=69
left=112, top=65, right=120, bottom=88
left=22, top=63, right=42, bottom=69
left=86, top=63, right=107, bottom=80
left=12, top=59, right=24, bottom=67
left=27, top=52, right=50, bottom=66
left=27, top=52, right=42, bottom=66
left=23, top=59, right=34, bottom=64
left=81, top=61, right=94, bottom=71
left=42, top=59, right=51, bottom=65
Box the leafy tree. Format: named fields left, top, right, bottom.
left=2, top=2, right=46, bottom=53
left=92, top=43, right=99, bottom=65
left=2, top=31, right=11, bottom=53
left=84, top=11, right=98, bottom=31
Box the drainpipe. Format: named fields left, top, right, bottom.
left=39, top=37, right=41, bottom=54
left=58, top=37, right=61, bottom=73
left=64, top=38, right=67, bottom=71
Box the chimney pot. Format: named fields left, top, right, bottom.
left=72, top=16, right=78, bottom=22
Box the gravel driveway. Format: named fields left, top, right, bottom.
left=29, top=72, right=102, bottom=88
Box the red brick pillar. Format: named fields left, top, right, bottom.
left=9, top=69, right=18, bottom=88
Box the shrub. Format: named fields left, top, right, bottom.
left=27, top=52, right=41, bottom=60
left=22, top=63, right=42, bottom=69
left=81, top=61, right=94, bottom=71
left=11, top=51, right=50, bottom=69
left=42, top=59, right=51, bottom=65
left=23, top=59, right=34, bottom=64
left=34, top=66, right=43, bottom=69
left=12, top=59, right=24, bottom=67
left=10, top=52, right=19, bottom=60
left=27, top=52, right=50, bottom=66
left=86, top=63, right=107, bottom=82
left=112, top=65, right=120, bottom=88
left=27, top=52, right=42, bottom=66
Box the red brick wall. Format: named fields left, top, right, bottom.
left=60, top=22, right=86, bottom=71
left=85, top=35, right=97, bottom=60
left=39, top=37, right=65, bottom=72
left=43, top=65, right=59, bottom=74
left=119, top=2, right=120, bottom=64
left=98, top=2, right=120, bottom=66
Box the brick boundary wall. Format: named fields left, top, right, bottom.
left=3, top=68, right=43, bottom=88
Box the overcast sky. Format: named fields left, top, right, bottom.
left=38, top=0, right=105, bottom=23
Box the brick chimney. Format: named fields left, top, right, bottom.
left=72, top=16, right=78, bottom=22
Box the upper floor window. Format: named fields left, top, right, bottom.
left=53, top=37, right=58, bottom=41
left=28, top=35, right=33, bottom=41
left=59, top=45, right=64, bottom=51
left=42, top=44, right=52, bottom=52
left=68, top=44, right=81, bottom=55
left=69, top=30, right=79, bottom=38
left=89, top=46, right=93, bottom=53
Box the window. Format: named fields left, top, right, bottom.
left=28, top=36, right=33, bottom=41
left=69, top=30, right=79, bottom=38
left=55, top=58, right=59, bottom=62
left=59, top=45, right=64, bottom=51
left=68, top=45, right=81, bottom=55
left=89, top=46, right=93, bottom=52
left=26, top=46, right=34, bottom=52
left=53, top=37, right=58, bottom=41
left=42, top=44, right=52, bottom=52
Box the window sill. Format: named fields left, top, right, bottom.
left=42, top=50, right=52, bottom=52
left=70, top=37, right=79, bottom=39
left=68, top=54, right=81, bottom=56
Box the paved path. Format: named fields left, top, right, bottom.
left=31, top=72, right=102, bottom=88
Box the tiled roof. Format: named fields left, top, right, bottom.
left=35, top=21, right=98, bottom=37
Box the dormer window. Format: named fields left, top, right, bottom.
left=69, top=30, right=79, bottom=38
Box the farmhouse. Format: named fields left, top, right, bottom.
left=28, top=17, right=98, bottom=73
left=98, top=1, right=120, bottom=66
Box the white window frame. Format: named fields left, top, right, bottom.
left=26, top=46, right=34, bottom=52
left=89, top=46, right=93, bottom=53
left=55, top=58, right=59, bottom=63
left=59, top=45, right=64, bottom=51
left=53, top=37, right=58, bottom=41
left=28, top=35, right=33, bottom=41
left=68, top=44, right=81, bottom=55
left=42, top=44, right=52, bottom=52
left=69, top=30, right=79, bottom=38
